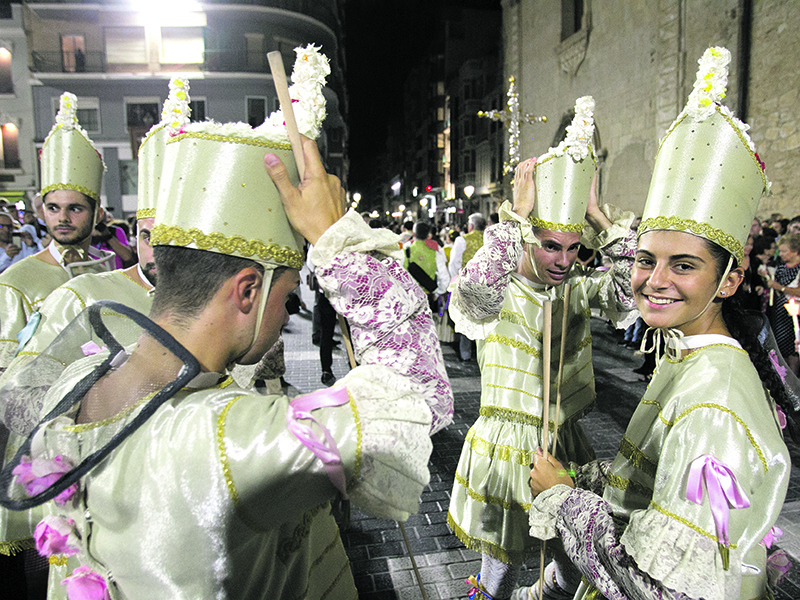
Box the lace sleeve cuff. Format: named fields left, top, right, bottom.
left=581, top=203, right=636, bottom=250
left=340, top=366, right=433, bottom=522
left=528, top=484, right=574, bottom=540
left=499, top=200, right=539, bottom=245
left=310, top=209, right=404, bottom=269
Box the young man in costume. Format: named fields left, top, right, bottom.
left=526, top=46, right=792, bottom=600
left=447, top=97, right=638, bottom=599
left=0, top=93, right=114, bottom=372
left=0, top=47, right=453, bottom=600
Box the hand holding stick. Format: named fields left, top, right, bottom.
left=268, top=51, right=305, bottom=178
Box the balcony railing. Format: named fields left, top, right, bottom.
left=31, top=51, right=106, bottom=73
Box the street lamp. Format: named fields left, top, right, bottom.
left=464, top=185, right=475, bottom=199
left=352, top=192, right=362, bottom=203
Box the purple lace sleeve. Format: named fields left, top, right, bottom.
left=455, top=221, right=523, bottom=320
left=554, top=488, right=689, bottom=600
left=316, top=252, right=454, bottom=434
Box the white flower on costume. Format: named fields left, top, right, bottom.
left=538, top=96, right=595, bottom=163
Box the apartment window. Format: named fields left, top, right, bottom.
left=125, top=98, right=160, bottom=128
left=190, top=99, right=206, bottom=122
left=61, top=35, right=86, bottom=73
left=275, top=37, right=301, bottom=72
left=161, top=27, right=204, bottom=64
left=0, top=123, right=20, bottom=169
left=120, top=159, right=138, bottom=196
left=246, top=97, right=267, bottom=127
left=561, top=0, right=584, bottom=41
left=105, top=28, right=146, bottom=65
left=245, top=33, right=265, bottom=70
left=0, top=46, right=12, bottom=92
left=52, top=96, right=100, bottom=134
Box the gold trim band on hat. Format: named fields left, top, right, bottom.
left=638, top=215, right=744, bottom=263
left=151, top=223, right=304, bottom=269
left=138, top=123, right=166, bottom=155
left=136, top=208, right=156, bottom=220
left=528, top=217, right=585, bottom=233
left=167, top=131, right=293, bottom=150
left=534, top=144, right=597, bottom=169
left=41, top=183, right=100, bottom=203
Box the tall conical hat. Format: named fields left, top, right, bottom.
left=136, top=77, right=191, bottom=220
left=40, top=93, right=105, bottom=203
left=639, top=47, right=769, bottom=263
left=531, top=96, right=596, bottom=232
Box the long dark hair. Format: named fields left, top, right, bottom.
left=706, top=240, right=799, bottom=440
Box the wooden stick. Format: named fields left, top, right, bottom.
left=267, top=51, right=306, bottom=179
left=400, top=520, right=431, bottom=600
left=551, top=283, right=571, bottom=458
left=539, top=300, right=553, bottom=600
left=337, top=315, right=357, bottom=369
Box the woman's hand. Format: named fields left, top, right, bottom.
left=529, top=447, right=575, bottom=497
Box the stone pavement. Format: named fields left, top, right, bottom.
left=281, top=281, right=800, bottom=599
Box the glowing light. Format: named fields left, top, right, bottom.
left=464, top=185, right=475, bottom=198
left=352, top=192, right=362, bottom=202
left=420, top=198, right=428, bottom=207
left=2, top=123, right=17, bottom=132
left=391, top=182, right=401, bottom=192
left=0, top=48, right=10, bottom=60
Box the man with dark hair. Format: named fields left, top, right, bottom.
left=0, top=93, right=113, bottom=371
left=6, top=124, right=453, bottom=599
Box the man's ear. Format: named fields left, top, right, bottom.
left=94, top=205, right=105, bottom=226
left=231, top=267, right=263, bottom=314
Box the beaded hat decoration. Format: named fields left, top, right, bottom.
left=531, top=96, right=596, bottom=232
left=150, top=45, right=331, bottom=271
left=136, top=77, right=192, bottom=221
left=40, top=93, right=106, bottom=203
left=639, top=47, right=769, bottom=264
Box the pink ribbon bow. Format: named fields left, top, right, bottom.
left=761, top=525, right=783, bottom=548
left=686, top=454, right=750, bottom=547
left=286, top=386, right=351, bottom=497
left=61, top=565, right=111, bottom=600
left=768, top=350, right=787, bottom=385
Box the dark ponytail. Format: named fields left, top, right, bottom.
left=706, top=240, right=800, bottom=441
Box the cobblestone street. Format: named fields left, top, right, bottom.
left=282, top=283, right=800, bottom=599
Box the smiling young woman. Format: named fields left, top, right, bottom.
left=522, top=48, right=796, bottom=600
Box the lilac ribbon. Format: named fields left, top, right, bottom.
left=769, top=350, right=788, bottom=385
left=81, top=341, right=104, bottom=356
left=761, top=525, right=783, bottom=548
left=286, top=386, right=351, bottom=498
left=686, top=454, right=750, bottom=547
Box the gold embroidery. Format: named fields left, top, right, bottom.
left=485, top=385, right=542, bottom=403
left=49, top=555, right=69, bottom=566
left=60, top=286, right=87, bottom=309
left=484, top=363, right=542, bottom=379
left=479, top=404, right=590, bottom=429
left=447, top=511, right=531, bottom=564
left=41, top=183, right=100, bottom=203
left=217, top=395, right=246, bottom=505
left=651, top=500, right=737, bottom=548
left=511, top=294, right=543, bottom=307
left=466, top=429, right=535, bottom=466
left=151, top=224, right=304, bottom=270
left=348, top=390, right=362, bottom=483
left=136, top=208, right=156, bottom=219
left=640, top=397, right=768, bottom=472
left=499, top=309, right=543, bottom=340
left=665, top=343, right=748, bottom=363
left=605, top=471, right=652, bottom=497
left=529, top=217, right=585, bottom=233
left=453, top=471, right=531, bottom=511
left=277, top=504, right=325, bottom=563
left=138, top=124, right=165, bottom=154
left=64, top=390, right=157, bottom=433
left=485, top=334, right=540, bottom=358
left=0, top=283, right=34, bottom=313
left=168, top=130, right=293, bottom=150
left=638, top=216, right=743, bottom=263
left=618, top=436, right=657, bottom=478
left=120, top=270, right=153, bottom=292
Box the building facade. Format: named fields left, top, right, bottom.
left=502, top=0, right=800, bottom=217
left=21, top=0, right=347, bottom=216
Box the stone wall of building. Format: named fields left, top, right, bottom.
left=749, top=0, right=800, bottom=218
left=502, top=0, right=798, bottom=218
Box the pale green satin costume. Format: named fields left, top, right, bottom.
left=0, top=256, right=69, bottom=370
left=447, top=206, right=637, bottom=565
left=0, top=269, right=152, bottom=557
left=604, top=338, right=789, bottom=600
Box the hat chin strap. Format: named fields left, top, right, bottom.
left=250, top=267, right=276, bottom=349
left=640, top=255, right=734, bottom=361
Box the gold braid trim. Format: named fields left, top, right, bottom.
left=605, top=471, right=652, bottom=497
left=136, top=208, right=156, bottom=220
left=638, top=215, right=743, bottom=263
left=277, top=503, right=325, bottom=563
left=64, top=390, right=157, bottom=432
left=0, top=537, right=35, bottom=556
left=479, top=403, right=593, bottom=429
left=500, top=309, right=543, bottom=340
left=484, top=363, right=542, bottom=380
left=41, top=183, right=100, bottom=203
left=217, top=395, right=247, bottom=505
left=466, top=428, right=536, bottom=466
left=138, top=123, right=166, bottom=154
left=618, top=436, right=657, bottom=479
left=665, top=343, right=748, bottom=363
left=446, top=511, right=532, bottom=565
left=651, top=500, right=737, bottom=549
left=151, top=224, right=304, bottom=270
left=511, top=293, right=543, bottom=307
left=639, top=398, right=768, bottom=472
left=529, top=217, right=585, bottom=233
left=348, top=390, right=363, bottom=483
left=49, top=555, right=69, bottom=566
left=485, top=333, right=541, bottom=358
left=453, top=471, right=531, bottom=512
left=485, top=384, right=541, bottom=402
left=168, top=131, right=293, bottom=150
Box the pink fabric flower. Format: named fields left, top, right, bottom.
left=12, top=455, right=79, bottom=505
left=767, top=549, right=792, bottom=588
left=34, top=515, right=80, bottom=557
left=62, top=565, right=111, bottom=600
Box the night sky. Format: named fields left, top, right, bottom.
left=343, top=0, right=501, bottom=194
